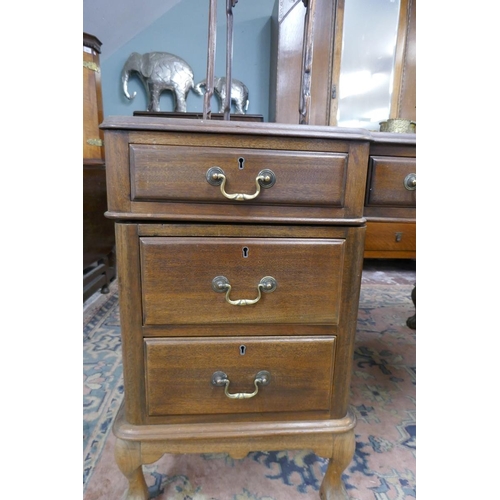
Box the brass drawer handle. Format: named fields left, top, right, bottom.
left=206, top=166, right=276, bottom=201
left=404, top=173, right=416, bottom=191
left=212, top=370, right=271, bottom=399
left=212, top=275, right=277, bottom=306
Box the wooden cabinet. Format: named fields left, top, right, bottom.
left=83, top=33, right=105, bottom=161
left=83, top=33, right=116, bottom=301
left=102, top=116, right=368, bottom=498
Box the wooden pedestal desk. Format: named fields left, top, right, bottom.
left=102, top=116, right=370, bottom=499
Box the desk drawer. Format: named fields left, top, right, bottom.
left=130, top=145, right=347, bottom=207
left=366, top=156, right=416, bottom=207
left=365, top=221, right=416, bottom=252
left=140, top=236, right=345, bottom=326
left=144, top=336, right=335, bottom=416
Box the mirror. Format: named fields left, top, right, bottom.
left=336, top=0, right=402, bottom=130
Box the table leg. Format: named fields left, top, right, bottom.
left=115, top=438, right=149, bottom=500
left=319, top=428, right=355, bottom=500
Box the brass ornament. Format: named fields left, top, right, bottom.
left=83, top=61, right=100, bottom=73
left=379, top=119, right=416, bottom=133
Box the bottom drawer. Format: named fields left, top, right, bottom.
left=364, top=221, right=416, bottom=257
left=145, top=336, right=336, bottom=417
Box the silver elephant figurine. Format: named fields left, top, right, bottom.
left=122, top=52, right=194, bottom=112
left=194, top=76, right=249, bottom=114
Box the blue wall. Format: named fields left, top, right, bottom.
left=101, top=0, right=274, bottom=121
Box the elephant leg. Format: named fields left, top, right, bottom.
left=147, top=83, right=161, bottom=112
left=174, top=90, right=188, bottom=113
left=234, top=102, right=244, bottom=114
left=217, top=91, right=227, bottom=113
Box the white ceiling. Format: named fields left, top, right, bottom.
left=83, top=0, right=183, bottom=60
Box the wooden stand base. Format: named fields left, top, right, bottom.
left=133, top=111, right=264, bottom=122
left=113, top=403, right=356, bottom=500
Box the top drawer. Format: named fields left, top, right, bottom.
left=102, top=119, right=371, bottom=223
left=130, top=145, right=347, bottom=207
left=366, top=156, right=416, bottom=208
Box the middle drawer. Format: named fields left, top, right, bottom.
left=140, top=236, right=345, bottom=325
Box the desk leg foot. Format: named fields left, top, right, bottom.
left=406, top=285, right=416, bottom=330
left=319, top=428, right=355, bottom=500
left=115, top=438, right=149, bottom=500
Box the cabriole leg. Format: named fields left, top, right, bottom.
left=115, top=438, right=149, bottom=500
left=319, top=428, right=355, bottom=500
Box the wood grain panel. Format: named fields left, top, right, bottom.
left=140, top=237, right=345, bottom=325
left=115, top=223, right=147, bottom=424
left=366, top=156, right=416, bottom=207
left=130, top=144, right=347, bottom=207
left=364, top=221, right=416, bottom=252
left=103, top=131, right=132, bottom=214
left=137, top=223, right=351, bottom=239
left=329, top=225, right=365, bottom=417
left=145, top=336, right=336, bottom=416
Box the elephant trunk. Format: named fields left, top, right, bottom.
left=122, top=68, right=137, bottom=100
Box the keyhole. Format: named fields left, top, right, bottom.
left=240, top=345, right=246, bottom=355
left=238, top=157, right=245, bottom=169
left=242, top=246, right=249, bottom=258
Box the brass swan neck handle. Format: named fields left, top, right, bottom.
left=212, top=276, right=277, bottom=306
left=206, top=167, right=276, bottom=201
left=212, top=370, right=271, bottom=399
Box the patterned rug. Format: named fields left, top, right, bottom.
left=83, top=261, right=416, bottom=500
